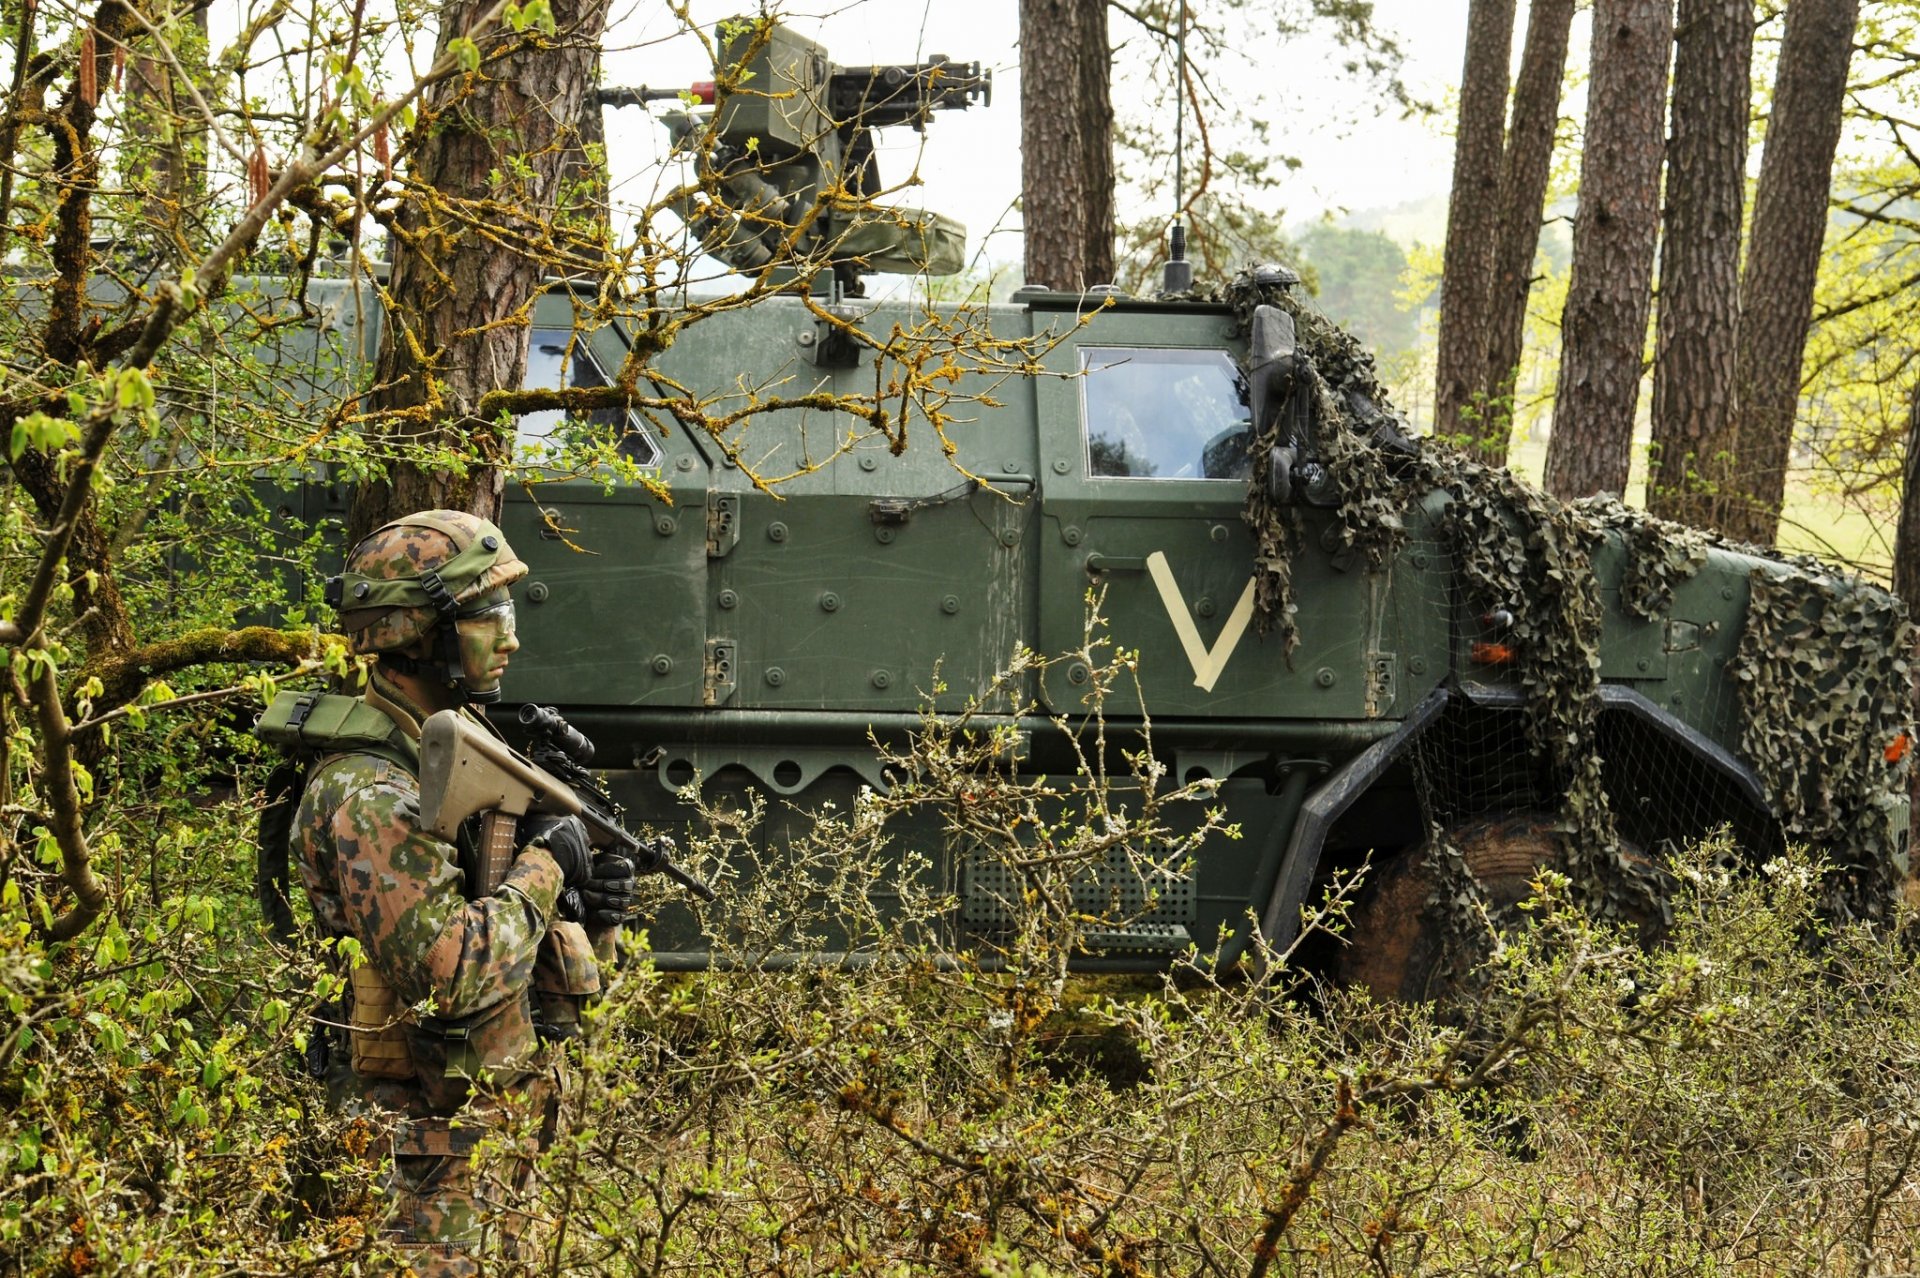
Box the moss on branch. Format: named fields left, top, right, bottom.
left=83, top=625, right=328, bottom=712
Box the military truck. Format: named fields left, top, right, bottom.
left=263, top=20, right=1912, bottom=996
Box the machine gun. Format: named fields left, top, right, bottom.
left=417, top=708, right=715, bottom=903
left=600, top=19, right=988, bottom=295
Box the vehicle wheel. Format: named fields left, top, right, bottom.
left=1337, top=814, right=1568, bottom=1003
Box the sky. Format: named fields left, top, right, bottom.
left=600, top=0, right=1477, bottom=275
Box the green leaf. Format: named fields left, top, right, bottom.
left=519, top=0, right=555, bottom=33
left=449, top=36, right=480, bottom=72
left=117, top=367, right=156, bottom=411
left=8, top=412, right=78, bottom=459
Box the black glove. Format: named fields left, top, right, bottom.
left=520, top=813, right=592, bottom=891
left=566, top=852, right=640, bottom=928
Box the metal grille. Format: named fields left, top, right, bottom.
left=962, top=840, right=1196, bottom=951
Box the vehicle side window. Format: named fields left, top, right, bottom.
left=519, top=329, right=662, bottom=468
left=1080, top=346, right=1250, bottom=481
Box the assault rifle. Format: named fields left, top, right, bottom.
left=417, top=708, right=715, bottom=903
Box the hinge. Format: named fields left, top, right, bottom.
left=703, top=638, right=737, bottom=707
left=706, top=493, right=740, bottom=558
left=1366, top=651, right=1396, bottom=717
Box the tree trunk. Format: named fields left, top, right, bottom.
left=1646, top=0, right=1753, bottom=535
left=1480, top=0, right=1577, bottom=466
left=1433, top=0, right=1516, bottom=457
left=1020, top=0, right=1114, bottom=290
left=348, top=0, right=613, bottom=543
left=1545, top=0, right=1674, bottom=501
left=1897, top=383, right=1920, bottom=618
left=1723, top=0, right=1859, bottom=546
left=1074, top=0, right=1114, bottom=286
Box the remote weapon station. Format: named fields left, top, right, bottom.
left=269, top=20, right=1911, bottom=994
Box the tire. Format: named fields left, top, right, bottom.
left=1337, top=814, right=1569, bottom=1003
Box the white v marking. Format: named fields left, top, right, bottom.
left=1145, top=551, right=1257, bottom=693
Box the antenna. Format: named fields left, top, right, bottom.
left=1162, top=0, right=1192, bottom=295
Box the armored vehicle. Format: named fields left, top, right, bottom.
left=264, top=21, right=1912, bottom=994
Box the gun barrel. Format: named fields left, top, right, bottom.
left=599, top=83, right=715, bottom=109
left=829, top=58, right=990, bottom=128
left=577, top=806, right=719, bottom=902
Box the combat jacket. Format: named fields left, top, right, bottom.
left=292, top=674, right=562, bottom=1114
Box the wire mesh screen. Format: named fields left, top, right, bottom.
left=961, top=838, right=1197, bottom=955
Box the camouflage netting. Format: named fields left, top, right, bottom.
left=1736, top=571, right=1911, bottom=918
left=1215, top=266, right=1915, bottom=933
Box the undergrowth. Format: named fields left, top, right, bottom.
left=2, top=635, right=1916, bottom=1274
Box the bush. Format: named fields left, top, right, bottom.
left=4, top=633, right=1917, bottom=1273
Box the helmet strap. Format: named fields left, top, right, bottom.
left=376, top=606, right=505, bottom=706
left=431, top=621, right=503, bottom=705
left=376, top=625, right=483, bottom=705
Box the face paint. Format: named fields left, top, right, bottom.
left=454, top=589, right=519, bottom=695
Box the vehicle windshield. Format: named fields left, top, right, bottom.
left=1080, top=347, right=1250, bottom=481
left=518, top=329, right=662, bottom=468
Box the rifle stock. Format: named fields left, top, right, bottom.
left=418, top=711, right=715, bottom=901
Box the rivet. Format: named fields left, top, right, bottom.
left=768, top=522, right=789, bottom=543
left=1722, top=587, right=1735, bottom=600
left=941, top=595, right=960, bottom=615
left=481, top=535, right=499, bottom=551
left=676, top=455, right=694, bottom=472
left=1052, top=459, right=1070, bottom=475
left=875, top=527, right=896, bottom=544
left=859, top=455, right=878, bottom=472
left=796, top=330, right=816, bottom=347
left=1067, top=662, right=1091, bottom=685
left=1062, top=526, right=1083, bottom=546
left=1315, top=668, right=1337, bottom=688
left=820, top=591, right=841, bottom=612
left=655, top=516, right=676, bottom=536
left=526, top=582, right=550, bottom=604
left=871, top=670, right=892, bottom=689
left=1196, top=596, right=1216, bottom=619
left=999, top=529, right=1020, bottom=547
left=651, top=654, right=673, bottom=676
left=717, top=589, right=738, bottom=610
left=1210, top=524, right=1228, bottom=543
left=765, top=667, right=786, bottom=687
left=1408, top=657, right=1427, bottom=675
left=1637, top=657, right=1650, bottom=672
left=1412, top=554, right=1429, bottom=569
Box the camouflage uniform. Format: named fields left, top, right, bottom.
left=290, top=512, right=602, bottom=1275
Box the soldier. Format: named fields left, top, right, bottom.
left=290, top=510, right=636, bottom=1274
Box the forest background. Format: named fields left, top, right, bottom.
left=5, top=0, right=1920, bottom=1272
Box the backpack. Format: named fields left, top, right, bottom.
left=254, top=690, right=421, bottom=942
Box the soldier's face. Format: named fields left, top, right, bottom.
left=454, top=587, right=519, bottom=696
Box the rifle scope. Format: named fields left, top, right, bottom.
left=519, top=703, right=595, bottom=767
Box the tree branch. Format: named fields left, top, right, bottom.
left=26, top=660, right=110, bottom=941
left=78, top=624, right=326, bottom=727
left=11, top=399, right=123, bottom=647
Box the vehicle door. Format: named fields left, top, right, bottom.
left=497, top=292, right=712, bottom=711
left=1033, top=308, right=1377, bottom=722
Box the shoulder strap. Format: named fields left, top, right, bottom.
left=256, top=758, right=307, bottom=943
left=256, top=690, right=421, bottom=775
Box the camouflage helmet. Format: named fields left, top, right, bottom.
left=330, top=511, right=528, bottom=655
